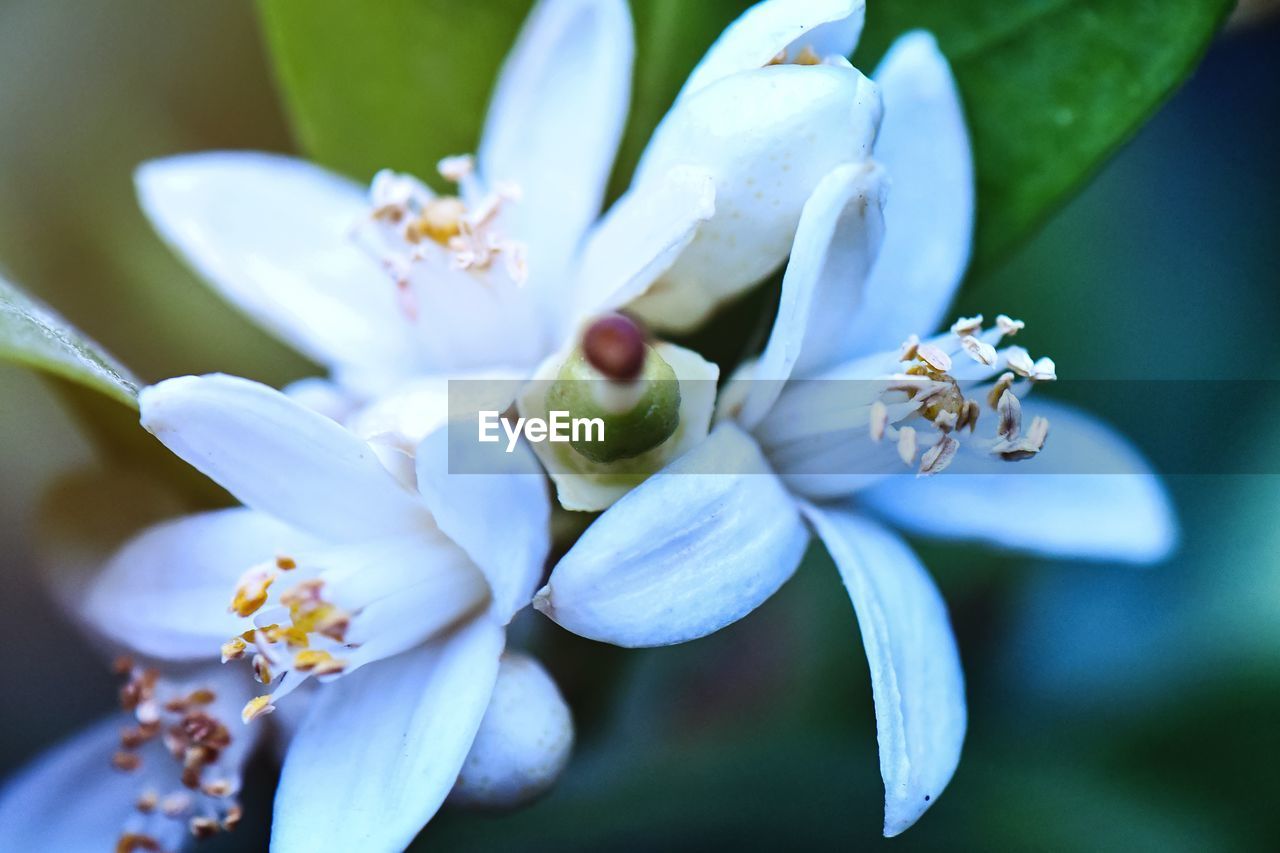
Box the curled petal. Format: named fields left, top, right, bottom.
left=804, top=505, right=965, bottom=836
left=536, top=424, right=809, bottom=646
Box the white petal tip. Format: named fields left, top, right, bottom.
left=531, top=585, right=554, bottom=617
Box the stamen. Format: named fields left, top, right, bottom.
left=293, top=649, right=347, bottom=676
left=997, top=390, right=1022, bottom=440
left=110, top=662, right=243, bottom=851
left=960, top=335, right=997, bottom=366
left=951, top=314, right=983, bottom=336
left=919, top=434, right=960, bottom=477
left=898, top=334, right=920, bottom=362
left=230, top=568, right=275, bottom=618
left=241, top=696, right=275, bottom=724
left=872, top=312, right=1057, bottom=474
left=916, top=343, right=952, bottom=373
left=987, top=372, right=1016, bottom=410
left=869, top=401, right=889, bottom=442
left=897, top=427, right=918, bottom=466
left=996, top=314, right=1024, bottom=336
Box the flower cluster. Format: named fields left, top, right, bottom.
left=0, top=0, right=1174, bottom=850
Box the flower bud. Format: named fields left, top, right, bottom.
left=449, top=654, right=573, bottom=810
left=546, top=333, right=682, bottom=465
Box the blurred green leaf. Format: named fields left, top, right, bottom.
left=0, top=273, right=139, bottom=409
left=256, top=0, right=533, bottom=186
left=0, top=275, right=227, bottom=509
left=854, top=0, right=1233, bottom=271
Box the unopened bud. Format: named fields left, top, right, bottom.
left=449, top=654, right=573, bottom=810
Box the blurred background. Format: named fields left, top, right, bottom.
left=1, top=0, right=1278, bottom=850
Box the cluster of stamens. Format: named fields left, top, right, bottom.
left=111, top=659, right=241, bottom=852
left=222, top=556, right=352, bottom=724
left=869, top=314, right=1056, bottom=476
left=363, top=155, right=527, bottom=317
left=766, top=44, right=824, bottom=66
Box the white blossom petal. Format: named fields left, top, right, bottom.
left=450, top=652, right=573, bottom=809
left=677, top=0, right=865, bottom=103
left=535, top=423, right=809, bottom=646
left=846, top=32, right=974, bottom=354
left=415, top=427, right=551, bottom=623
left=0, top=717, right=140, bottom=850
left=480, top=0, right=634, bottom=302
left=573, top=165, right=716, bottom=325
left=272, top=618, right=504, bottom=852
left=629, top=64, right=881, bottom=331
left=737, top=162, right=887, bottom=428
left=803, top=505, right=965, bottom=837
left=136, top=152, right=414, bottom=374
left=861, top=400, right=1177, bottom=563
left=140, top=374, right=432, bottom=542
left=81, top=508, right=316, bottom=660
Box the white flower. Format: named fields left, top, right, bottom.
left=626, top=0, right=881, bottom=331
left=21, top=373, right=564, bottom=850
left=132, top=0, right=880, bottom=445
left=530, top=33, right=1177, bottom=837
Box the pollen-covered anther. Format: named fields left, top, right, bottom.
left=275, top=555, right=297, bottom=571
left=987, top=372, right=1016, bottom=410
left=919, top=434, right=960, bottom=477
left=116, top=832, right=163, bottom=853
left=960, top=335, right=998, bottom=366
left=996, top=314, right=1025, bottom=336
left=293, top=649, right=347, bottom=676
left=136, top=790, right=158, bottom=814
left=230, top=568, right=276, bottom=617
left=933, top=410, right=958, bottom=434
left=956, top=399, right=981, bottom=433
left=897, top=426, right=918, bottom=466
left=951, top=314, right=983, bottom=336
left=220, top=638, right=247, bottom=663
left=160, top=792, right=192, bottom=817
left=201, top=779, right=233, bottom=798
left=994, top=414, right=1051, bottom=461
left=189, top=817, right=220, bottom=840
left=437, top=154, right=475, bottom=183
left=222, top=804, right=244, bottom=831
left=898, top=334, right=920, bottom=362
left=869, top=400, right=889, bottom=442
left=252, top=654, right=273, bottom=685
left=242, top=695, right=275, bottom=724
left=1003, top=346, right=1036, bottom=379
left=916, top=343, right=952, bottom=373
left=767, top=43, right=822, bottom=66
left=112, top=751, right=142, bottom=772
left=997, top=389, right=1022, bottom=440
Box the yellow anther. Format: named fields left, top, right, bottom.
left=241, top=695, right=275, bottom=724
left=230, top=570, right=275, bottom=617
left=275, top=555, right=297, bottom=571
left=408, top=197, right=467, bottom=245
left=220, top=638, right=247, bottom=663
left=293, top=649, right=346, bottom=676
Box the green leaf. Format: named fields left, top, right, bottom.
left=853, top=0, right=1233, bottom=271
left=256, top=0, right=534, bottom=186
left=0, top=273, right=139, bottom=408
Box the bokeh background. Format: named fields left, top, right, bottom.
left=1, top=1, right=1278, bottom=850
